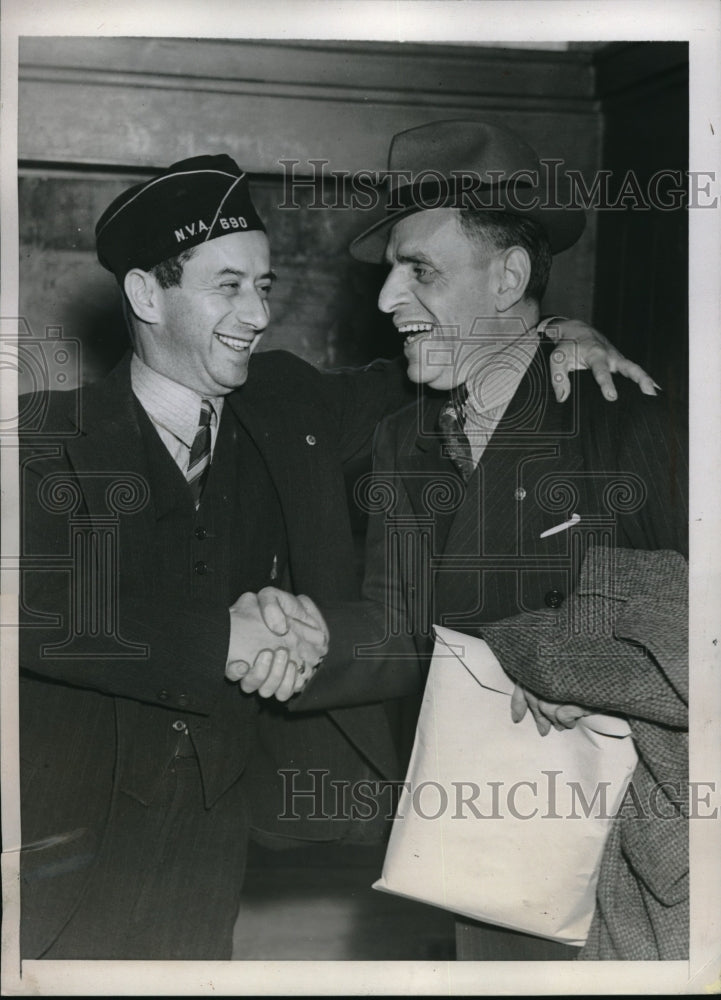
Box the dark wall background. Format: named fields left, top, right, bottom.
left=592, top=42, right=688, bottom=399
left=17, top=38, right=687, bottom=394
left=17, top=37, right=603, bottom=390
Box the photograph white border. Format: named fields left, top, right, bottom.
left=1, top=1, right=719, bottom=994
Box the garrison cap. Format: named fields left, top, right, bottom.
left=350, top=120, right=586, bottom=262
left=95, top=154, right=266, bottom=280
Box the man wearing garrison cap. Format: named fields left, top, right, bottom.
left=18, top=149, right=653, bottom=960
left=266, top=121, right=687, bottom=961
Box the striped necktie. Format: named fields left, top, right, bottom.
left=438, top=384, right=475, bottom=482
left=186, top=399, right=213, bottom=508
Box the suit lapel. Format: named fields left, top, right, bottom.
left=433, top=343, right=579, bottom=625
left=224, top=381, right=287, bottom=489
left=65, top=357, right=191, bottom=523
left=395, top=395, right=466, bottom=555
left=225, top=376, right=360, bottom=601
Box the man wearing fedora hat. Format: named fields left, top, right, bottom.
left=17, top=145, right=658, bottom=960
left=269, top=120, right=688, bottom=960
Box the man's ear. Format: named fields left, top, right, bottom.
left=123, top=268, right=163, bottom=324
left=495, top=246, right=531, bottom=312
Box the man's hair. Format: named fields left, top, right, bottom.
left=458, top=210, right=552, bottom=304
left=120, top=245, right=198, bottom=339
left=149, top=245, right=198, bottom=288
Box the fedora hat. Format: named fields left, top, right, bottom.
left=350, top=119, right=586, bottom=262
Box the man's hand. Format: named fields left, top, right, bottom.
left=510, top=682, right=591, bottom=737
left=225, top=591, right=328, bottom=702
left=251, top=586, right=330, bottom=645
left=546, top=317, right=660, bottom=403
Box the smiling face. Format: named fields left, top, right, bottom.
left=135, top=231, right=273, bottom=396
left=378, top=208, right=508, bottom=391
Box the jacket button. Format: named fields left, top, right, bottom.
left=514, top=487, right=526, bottom=501
left=305, top=434, right=316, bottom=446
left=158, top=689, right=169, bottom=702
left=177, top=693, right=189, bottom=707
left=194, top=560, right=208, bottom=575
left=194, top=526, right=207, bottom=540
left=172, top=720, right=187, bottom=732
left=544, top=589, right=564, bottom=608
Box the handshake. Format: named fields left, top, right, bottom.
left=224, top=587, right=329, bottom=702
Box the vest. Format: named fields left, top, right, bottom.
left=115, top=402, right=289, bottom=808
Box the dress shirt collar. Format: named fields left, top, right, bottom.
left=130, top=353, right=224, bottom=449
left=462, top=326, right=540, bottom=422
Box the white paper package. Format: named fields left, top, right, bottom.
left=373, top=626, right=638, bottom=945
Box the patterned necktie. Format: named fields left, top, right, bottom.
left=186, top=399, right=213, bottom=508
left=438, top=384, right=475, bottom=482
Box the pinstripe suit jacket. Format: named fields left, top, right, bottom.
left=297, top=340, right=687, bottom=709
left=295, top=340, right=689, bottom=959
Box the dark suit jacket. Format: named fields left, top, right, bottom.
left=294, top=340, right=689, bottom=959
left=293, top=345, right=688, bottom=710
left=297, top=341, right=687, bottom=709
left=18, top=348, right=411, bottom=956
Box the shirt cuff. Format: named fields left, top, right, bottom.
left=536, top=315, right=570, bottom=341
